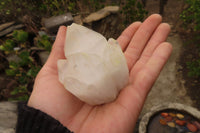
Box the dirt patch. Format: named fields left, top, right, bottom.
left=179, top=32, right=200, bottom=110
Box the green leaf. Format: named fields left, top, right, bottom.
left=10, top=88, right=19, bottom=95
left=180, top=0, right=200, bottom=32
left=37, top=35, right=52, bottom=51
left=27, top=66, right=40, bottom=78
left=18, top=86, right=28, bottom=93
left=12, top=30, right=28, bottom=43
left=187, top=59, right=200, bottom=78
left=19, top=51, right=29, bottom=59
left=18, top=51, right=32, bottom=66
left=18, top=73, right=28, bottom=84
left=2, top=39, right=15, bottom=51
left=17, top=95, right=29, bottom=101
left=136, top=2, right=142, bottom=8
left=9, top=61, right=19, bottom=69
left=0, top=45, right=5, bottom=51
left=8, top=95, right=29, bottom=101
left=5, top=69, right=16, bottom=76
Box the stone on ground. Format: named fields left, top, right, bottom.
left=83, top=6, right=119, bottom=23
left=44, top=13, right=73, bottom=33
left=0, top=102, right=17, bottom=133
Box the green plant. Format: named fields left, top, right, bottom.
left=186, top=59, right=200, bottom=78
left=185, top=34, right=200, bottom=78
left=121, top=0, right=148, bottom=26
left=12, top=30, right=29, bottom=43
left=39, top=0, right=77, bottom=15
left=0, top=30, right=29, bottom=54
left=88, top=0, right=105, bottom=10
left=0, top=0, right=36, bottom=17
left=0, top=39, right=15, bottom=54
left=180, top=0, right=200, bottom=31
left=0, top=30, right=41, bottom=101
left=67, top=2, right=76, bottom=12
left=180, top=0, right=200, bottom=78
left=36, top=35, right=52, bottom=52
left=8, top=84, right=30, bottom=101
left=0, top=0, right=77, bottom=22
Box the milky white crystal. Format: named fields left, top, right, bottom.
left=57, top=23, right=129, bottom=105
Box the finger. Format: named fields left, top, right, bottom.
left=117, top=42, right=172, bottom=117
left=139, top=23, right=171, bottom=64
left=117, top=22, right=142, bottom=51
left=44, top=26, right=67, bottom=69
left=131, top=42, right=172, bottom=94
left=140, top=42, right=172, bottom=85
left=124, top=14, right=162, bottom=70
left=129, top=23, right=171, bottom=76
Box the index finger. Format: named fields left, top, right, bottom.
left=117, top=22, right=142, bottom=51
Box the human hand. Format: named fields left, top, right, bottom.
left=28, top=14, right=172, bottom=133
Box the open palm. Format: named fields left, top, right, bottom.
left=28, top=14, right=172, bottom=133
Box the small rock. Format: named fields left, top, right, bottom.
left=83, top=6, right=119, bottom=23
left=0, top=21, right=15, bottom=31
left=74, top=15, right=83, bottom=25
left=0, top=24, right=24, bottom=37
left=167, top=122, right=176, bottom=128
left=6, top=54, right=21, bottom=63
left=161, top=112, right=169, bottom=118
left=0, top=102, right=17, bottom=132
left=169, top=113, right=176, bottom=117
left=44, top=13, right=73, bottom=33
left=13, top=47, right=21, bottom=51
left=176, top=113, right=184, bottom=119
left=30, top=47, right=45, bottom=51
left=103, top=6, right=119, bottom=13
left=175, top=120, right=186, bottom=126
left=38, top=51, right=49, bottom=65
left=38, top=31, right=47, bottom=37
left=187, top=123, right=198, bottom=132
left=165, top=116, right=173, bottom=122
left=159, top=119, right=167, bottom=125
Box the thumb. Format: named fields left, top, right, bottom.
left=44, top=26, right=67, bottom=70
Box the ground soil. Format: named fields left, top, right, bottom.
left=179, top=32, right=200, bottom=110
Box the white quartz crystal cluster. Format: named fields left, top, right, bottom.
left=57, top=23, right=129, bottom=105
